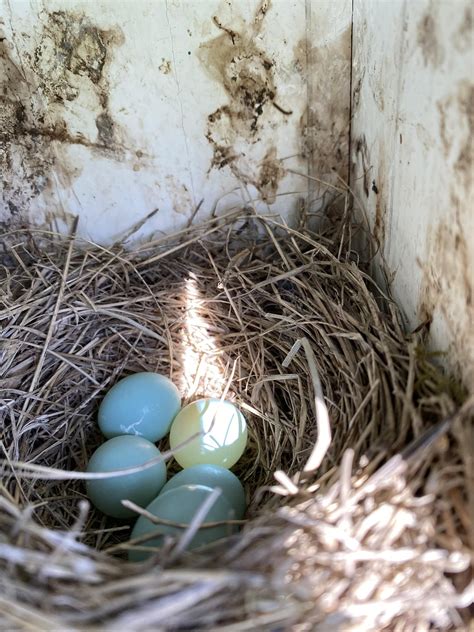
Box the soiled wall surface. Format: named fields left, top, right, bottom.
left=0, top=0, right=351, bottom=243
left=351, top=0, right=473, bottom=390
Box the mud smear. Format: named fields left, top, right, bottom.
left=1, top=10, right=124, bottom=226
left=198, top=0, right=288, bottom=203
left=417, top=9, right=444, bottom=67
left=32, top=11, right=125, bottom=151
left=453, top=7, right=473, bottom=53
left=453, top=83, right=473, bottom=188
left=1, top=37, right=57, bottom=225
left=165, top=175, right=193, bottom=216
left=297, top=26, right=351, bottom=183
left=420, top=81, right=474, bottom=390
left=419, top=194, right=473, bottom=387
left=354, top=135, right=371, bottom=198
left=372, top=157, right=386, bottom=252
left=437, top=81, right=473, bottom=184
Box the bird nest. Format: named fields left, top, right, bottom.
left=0, top=208, right=472, bottom=631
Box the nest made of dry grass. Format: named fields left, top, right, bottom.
left=0, top=206, right=473, bottom=631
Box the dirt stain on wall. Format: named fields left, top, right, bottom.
left=198, top=0, right=289, bottom=203
left=372, top=159, right=386, bottom=252
left=419, top=198, right=473, bottom=385
left=354, top=135, right=371, bottom=198
left=453, top=6, right=472, bottom=52
left=32, top=11, right=124, bottom=152
left=420, top=80, right=474, bottom=390
left=296, top=25, right=351, bottom=184
left=0, top=10, right=124, bottom=227
left=453, top=82, right=473, bottom=188
left=436, top=81, right=473, bottom=181
left=417, top=9, right=444, bottom=67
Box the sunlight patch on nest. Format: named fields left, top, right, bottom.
left=179, top=274, right=228, bottom=400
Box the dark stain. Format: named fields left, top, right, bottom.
left=454, top=83, right=473, bottom=188
left=96, top=112, right=115, bottom=146
left=254, top=147, right=283, bottom=203
left=298, top=27, right=351, bottom=182
left=198, top=1, right=287, bottom=200
left=372, top=180, right=379, bottom=194
left=417, top=10, right=444, bottom=67
left=209, top=144, right=236, bottom=170
left=450, top=194, right=472, bottom=309
left=32, top=11, right=124, bottom=150
left=292, top=38, right=307, bottom=78
left=19, top=119, right=107, bottom=150
left=7, top=200, right=20, bottom=215
left=212, top=16, right=239, bottom=45
left=437, top=81, right=473, bottom=173
left=33, top=11, right=123, bottom=98
left=454, top=7, right=473, bottom=52
left=1, top=37, right=57, bottom=219
left=254, top=0, right=270, bottom=25
left=272, top=101, right=292, bottom=116
left=352, top=77, right=362, bottom=111
left=417, top=291, right=434, bottom=334
left=437, top=100, right=450, bottom=155
left=373, top=190, right=385, bottom=250
left=354, top=135, right=371, bottom=198
left=200, top=30, right=277, bottom=134
left=0, top=11, right=125, bottom=227
left=418, top=193, right=473, bottom=387
left=400, top=133, right=403, bottom=144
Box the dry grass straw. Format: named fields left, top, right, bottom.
left=0, top=205, right=472, bottom=631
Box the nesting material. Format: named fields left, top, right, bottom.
left=0, top=209, right=472, bottom=631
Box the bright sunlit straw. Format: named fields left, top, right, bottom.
left=180, top=274, right=227, bottom=399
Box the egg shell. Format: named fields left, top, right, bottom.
left=129, top=484, right=237, bottom=561
left=86, top=435, right=166, bottom=519
left=161, top=464, right=246, bottom=519
left=169, top=398, right=248, bottom=469
left=98, top=372, right=181, bottom=442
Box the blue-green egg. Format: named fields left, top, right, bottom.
left=161, top=464, right=246, bottom=519
left=129, top=484, right=237, bottom=561
left=98, top=372, right=181, bottom=442
left=86, top=435, right=166, bottom=518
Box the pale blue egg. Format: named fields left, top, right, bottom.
left=160, top=464, right=246, bottom=519
left=86, top=435, right=166, bottom=518
left=129, top=484, right=237, bottom=561
left=98, top=372, right=181, bottom=442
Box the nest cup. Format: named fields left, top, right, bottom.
left=0, top=207, right=472, bottom=631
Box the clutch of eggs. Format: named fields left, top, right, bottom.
left=86, top=372, right=248, bottom=554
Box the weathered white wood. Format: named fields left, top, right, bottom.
left=0, top=0, right=351, bottom=244
left=352, top=0, right=473, bottom=389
